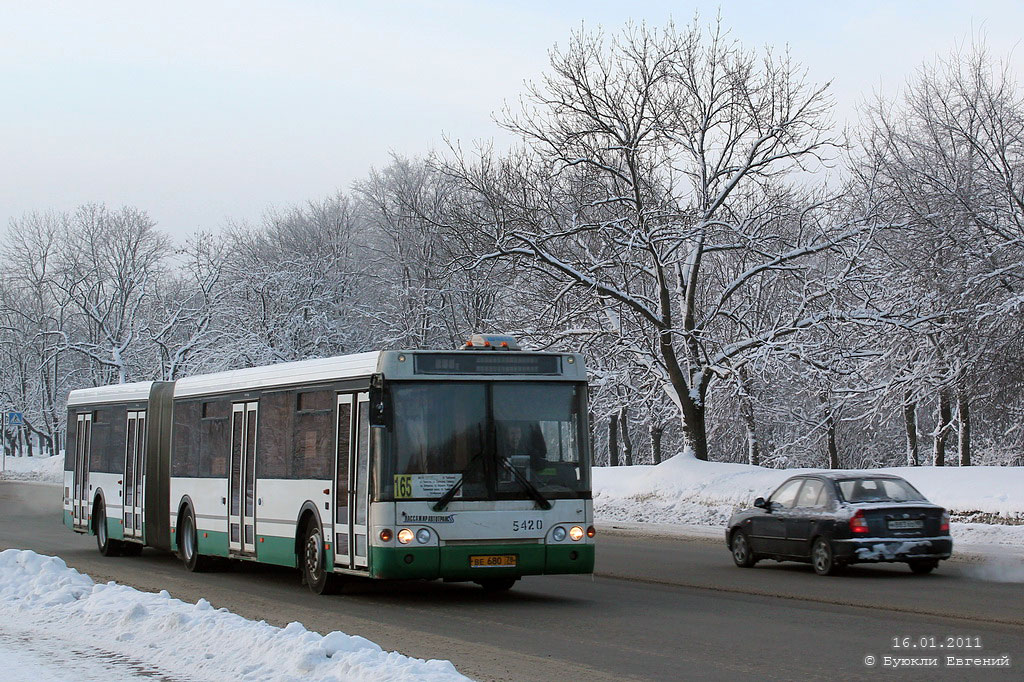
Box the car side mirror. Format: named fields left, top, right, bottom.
left=754, top=496, right=767, bottom=510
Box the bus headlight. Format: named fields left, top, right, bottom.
left=552, top=526, right=567, bottom=542
left=569, top=526, right=584, bottom=541
left=379, top=528, right=393, bottom=542
left=397, top=528, right=414, bottom=544
left=416, top=528, right=431, bottom=544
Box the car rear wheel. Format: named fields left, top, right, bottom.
left=812, top=537, right=841, bottom=576
left=908, top=559, right=938, bottom=574
left=731, top=530, right=757, bottom=568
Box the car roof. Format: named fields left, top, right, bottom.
left=790, top=471, right=906, bottom=482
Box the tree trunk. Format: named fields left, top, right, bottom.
left=678, top=388, right=709, bottom=460
left=618, top=406, right=633, bottom=466
left=608, top=413, right=619, bottom=467
left=903, top=391, right=918, bottom=466
left=957, top=390, right=971, bottom=467
left=933, top=389, right=952, bottom=466
left=825, top=412, right=839, bottom=469
left=650, top=424, right=664, bottom=465
left=736, top=367, right=760, bottom=466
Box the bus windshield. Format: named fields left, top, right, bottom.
left=382, top=381, right=590, bottom=501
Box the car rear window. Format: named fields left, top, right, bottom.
left=837, top=478, right=926, bottom=503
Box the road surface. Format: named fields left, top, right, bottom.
left=1, top=481, right=1021, bottom=681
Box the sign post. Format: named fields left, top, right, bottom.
left=3, top=412, right=24, bottom=471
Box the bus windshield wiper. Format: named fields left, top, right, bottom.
left=497, top=456, right=552, bottom=510
left=432, top=450, right=483, bottom=512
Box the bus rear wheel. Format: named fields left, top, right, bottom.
left=302, top=522, right=338, bottom=595
left=94, top=500, right=122, bottom=557
left=179, top=507, right=213, bottom=572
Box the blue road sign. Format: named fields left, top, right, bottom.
left=7, top=412, right=24, bottom=426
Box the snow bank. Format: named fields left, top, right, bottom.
left=0, top=454, right=63, bottom=483
left=593, top=455, right=1024, bottom=546
left=0, top=549, right=468, bottom=682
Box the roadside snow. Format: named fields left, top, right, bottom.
left=593, top=455, right=1024, bottom=548
left=0, top=549, right=468, bottom=682
left=0, top=454, right=63, bottom=483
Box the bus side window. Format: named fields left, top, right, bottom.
left=201, top=400, right=230, bottom=478
left=258, top=391, right=292, bottom=479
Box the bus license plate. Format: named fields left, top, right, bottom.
left=470, top=554, right=517, bottom=568
left=888, top=519, right=923, bottom=530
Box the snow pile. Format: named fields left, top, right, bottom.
left=593, top=455, right=1024, bottom=546
left=0, top=549, right=468, bottom=682
left=0, top=454, right=64, bottom=483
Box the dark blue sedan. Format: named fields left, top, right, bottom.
left=726, top=473, right=952, bottom=575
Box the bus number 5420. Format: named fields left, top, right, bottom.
left=512, top=519, right=542, bottom=532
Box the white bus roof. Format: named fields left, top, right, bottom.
left=67, top=381, right=154, bottom=407
left=173, top=351, right=381, bottom=399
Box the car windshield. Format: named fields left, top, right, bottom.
left=381, top=381, right=590, bottom=501
left=836, top=478, right=926, bottom=503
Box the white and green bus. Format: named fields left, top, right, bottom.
left=64, top=335, right=594, bottom=593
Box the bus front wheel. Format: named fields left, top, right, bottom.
left=302, top=522, right=338, bottom=595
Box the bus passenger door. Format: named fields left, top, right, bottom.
left=72, top=413, right=92, bottom=531
left=229, top=401, right=258, bottom=555
left=123, top=411, right=147, bottom=539
left=333, top=395, right=352, bottom=569
left=352, top=393, right=370, bottom=569
left=333, top=392, right=369, bottom=570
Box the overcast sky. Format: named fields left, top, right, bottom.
left=3, top=1, right=1023, bottom=241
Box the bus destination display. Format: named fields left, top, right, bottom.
left=414, top=353, right=562, bottom=375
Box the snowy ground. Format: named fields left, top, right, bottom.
left=0, top=454, right=63, bottom=483
left=593, top=454, right=1024, bottom=550
left=0, top=549, right=468, bottom=682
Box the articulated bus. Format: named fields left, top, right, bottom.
left=64, top=335, right=594, bottom=593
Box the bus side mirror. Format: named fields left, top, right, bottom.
left=369, top=374, right=388, bottom=428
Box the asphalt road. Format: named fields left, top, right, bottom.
left=2, top=481, right=1021, bottom=681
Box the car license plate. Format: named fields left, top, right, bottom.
left=469, top=554, right=517, bottom=568
left=888, top=519, right=924, bottom=530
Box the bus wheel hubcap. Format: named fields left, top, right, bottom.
left=306, top=535, right=321, bottom=579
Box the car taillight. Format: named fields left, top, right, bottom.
left=940, top=510, right=950, bottom=533
left=849, top=510, right=870, bottom=534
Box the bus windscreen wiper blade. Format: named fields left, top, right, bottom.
left=432, top=450, right=483, bottom=512
left=432, top=476, right=464, bottom=512
left=498, top=456, right=552, bottom=510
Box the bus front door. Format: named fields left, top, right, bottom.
left=229, top=402, right=258, bottom=555
left=72, top=413, right=92, bottom=531
left=123, top=411, right=146, bottom=540
left=333, top=392, right=369, bottom=570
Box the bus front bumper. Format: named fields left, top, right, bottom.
left=369, top=542, right=595, bottom=580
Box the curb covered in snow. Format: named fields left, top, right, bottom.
left=0, top=549, right=468, bottom=682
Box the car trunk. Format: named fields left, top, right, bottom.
left=856, top=505, right=944, bottom=537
